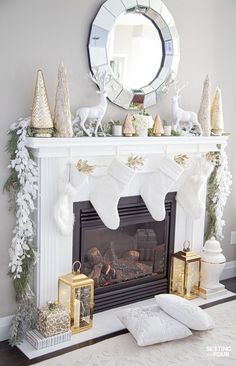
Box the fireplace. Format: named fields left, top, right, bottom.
left=73, top=193, right=176, bottom=312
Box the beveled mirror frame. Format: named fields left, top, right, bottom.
left=88, top=0, right=180, bottom=110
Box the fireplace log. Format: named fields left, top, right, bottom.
left=88, top=263, right=103, bottom=286
left=104, top=242, right=117, bottom=263
left=123, top=250, right=140, bottom=261
left=113, top=259, right=152, bottom=282
left=86, top=247, right=103, bottom=266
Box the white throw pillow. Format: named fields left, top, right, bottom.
left=155, top=294, right=214, bottom=331
left=117, top=304, right=192, bottom=346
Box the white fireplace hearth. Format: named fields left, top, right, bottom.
left=25, top=135, right=229, bottom=308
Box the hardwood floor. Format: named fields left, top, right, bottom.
left=0, top=277, right=235, bottom=366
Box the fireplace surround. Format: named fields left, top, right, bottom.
left=73, top=193, right=176, bottom=312
left=24, top=135, right=228, bottom=308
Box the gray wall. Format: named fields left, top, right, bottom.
left=0, top=0, right=235, bottom=317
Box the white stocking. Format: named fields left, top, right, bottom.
left=90, top=158, right=136, bottom=229
left=54, top=163, right=88, bottom=236
left=140, top=156, right=184, bottom=221
left=177, top=157, right=213, bottom=219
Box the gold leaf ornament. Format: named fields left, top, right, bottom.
left=127, top=154, right=145, bottom=170
left=174, top=154, right=189, bottom=167
left=76, top=160, right=95, bottom=175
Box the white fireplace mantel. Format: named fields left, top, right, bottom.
left=25, top=136, right=228, bottom=307
left=26, top=135, right=228, bottom=157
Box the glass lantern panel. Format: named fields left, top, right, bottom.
left=185, top=261, right=200, bottom=298
left=73, top=286, right=91, bottom=328
left=59, top=281, right=71, bottom=312
left=171, top=257, right=185, bottom=296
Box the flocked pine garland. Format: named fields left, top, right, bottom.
left=4, top=117, right=38, bottom=345
left=205, top=147, right=232, bottom=241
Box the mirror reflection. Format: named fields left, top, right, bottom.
left=107, top=13, right=163, bottom=90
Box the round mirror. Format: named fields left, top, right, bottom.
left=108, top=13, right=163, bottom=90
left=88, top=0, right=180, bottom=110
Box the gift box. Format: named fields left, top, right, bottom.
left=26, top=329, right=72, bottom=350
left=36, top=303, right=70, bottom=337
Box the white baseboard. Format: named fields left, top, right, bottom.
left=0, top=315, right=12, bottom=342
left=0, top=261, right=235, bottom=343
left=221, top=260, right=236, bottom=280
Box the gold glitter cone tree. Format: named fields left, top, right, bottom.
left=31, top=70, right=54, bottom=137
left=211, top=87, right=224, bottom=136
left=54, top=62, right=73, bottom=137
left=153, top=114, right=164, bottom=136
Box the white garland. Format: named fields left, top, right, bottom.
left=8, top=118, right=38, bottom=279
left=213, top=148, right=232, bottom=240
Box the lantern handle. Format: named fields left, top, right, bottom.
left=183, top=240, right=191, bottom=252
left=72, top=261, right=81, bottom=274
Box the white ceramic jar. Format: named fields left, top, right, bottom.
left=112, top=125, right=123, bottom=137
left=133, top=115, right=153, bottom=137
left=200, top=237, right=226, bottom=289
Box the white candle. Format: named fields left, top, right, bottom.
left=163, top=125, right=172, bottom=136
left=74, top=292, right=80, bottom=328
left=186, top=280, right=192, bottom=298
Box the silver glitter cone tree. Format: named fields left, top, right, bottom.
left=198, top=75, right=211, bottom=136
left=54, top=62, right=73, bottom=137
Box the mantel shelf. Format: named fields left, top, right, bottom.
left=25, top=136, right=229, bottom=158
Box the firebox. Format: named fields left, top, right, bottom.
left=73, top=193, right=176, bottom=312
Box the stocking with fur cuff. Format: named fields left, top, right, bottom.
left=177, top=157, right=213, bottom=219
left=140, top=156, right=184, bottom=221
left=90, top=158, right=136, bottom=230
left=54, top=163, right=88, bottom=236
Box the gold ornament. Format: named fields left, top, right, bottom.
left=211, top=87, right=224, bottom=136
left=76, top=160, right=95, bottom=175
left=153, top=114, right=164, bottom=136
left=127, top=154, right=144, bottom=170
left=122, top=113, right=135, bottom=137
left=30, top=70, right=53, bottom=137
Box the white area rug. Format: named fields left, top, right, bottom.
left=35, top=300, right=236, bottom=366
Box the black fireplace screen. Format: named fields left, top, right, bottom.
left=83, top=225, right=166, bottom=288
left=73, top=194, right=176, bottom=312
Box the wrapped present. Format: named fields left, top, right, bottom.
left=26, top=329, right=72, bottom=350
left=36, top=303, right=70, bottom=337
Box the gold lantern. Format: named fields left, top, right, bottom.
left=58, top=261, right=94, bottom=334
left=169, top=241, right=201, bottom=299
